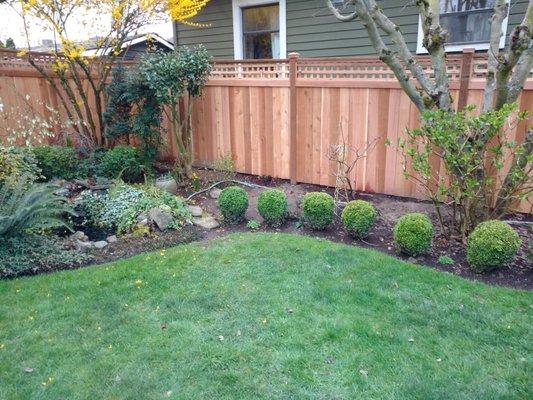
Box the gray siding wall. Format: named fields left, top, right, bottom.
left=176, top=0, right=530, bottom=59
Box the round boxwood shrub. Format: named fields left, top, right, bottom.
left=32, top=145, right=79, bottom=180
left=257, top=189, right=288, bottom=227
left=96, top=145, right=144, bottom=182
left=467, top=220, right=521, bottom=272
left=341, top=200, right=376, bottom=239
left=393, top=213, right=433, bottom=256
left=218, top=186, right=249, bottom=224
left=302, top=192, right=334, bottom=230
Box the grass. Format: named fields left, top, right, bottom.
left=0, top=232, right=531, bottom=399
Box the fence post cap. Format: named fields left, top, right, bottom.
left=288, top=52, right=300, bottom=59
left=462, top=48, right=475, bottom=54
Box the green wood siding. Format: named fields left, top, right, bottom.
left=176, top=0, right=530, bottom=59
left=176, top=0, right=234, bottom=58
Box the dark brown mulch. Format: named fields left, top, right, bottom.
left=180, top=169, right=532, bottom=290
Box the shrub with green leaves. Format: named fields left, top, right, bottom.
left=393, top=213, right=433, bottom=256
left=257, top=189, right=288, bottom=227
left=0, top=146, right=41, bottom=186
left=302, top=192, right=334, bottom=230
left=467, top=220, right=521, bottom=272
left=341, top=200, right=376, bottom=239
left=218, top=186, right=249, bottom=224
left=32, top=145, right=78, bottom=181
left=96, top=145, right=144, bottom=182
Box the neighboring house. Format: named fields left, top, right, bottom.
left=174, top=0, right=529, bottom=59
left=83, top=33, right=174, bottom=60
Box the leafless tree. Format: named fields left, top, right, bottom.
left=325, top=0, right=532, bottom=229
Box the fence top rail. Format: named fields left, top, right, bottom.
left=2, top=50, right=532, bottom=82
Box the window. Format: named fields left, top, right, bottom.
left=416, top=0, right=509, bottom=53
left=243, top=5, right=280, bottom=59
left=232, top=0, right=286, bottom=59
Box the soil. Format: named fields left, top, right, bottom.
left=177, top=168, right=533, bottom=290
left=21, top=168, right=531, bottom=290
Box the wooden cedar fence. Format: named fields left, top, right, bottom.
left=1, top=49, right=532, bottom=212
left=192, top=51, right=532, bottom=213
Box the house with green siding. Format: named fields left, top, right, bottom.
left=175, top=0, right=529, bottom=59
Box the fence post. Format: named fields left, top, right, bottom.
left=289, top=52, right=299, bottom=184
left=457, top=48, right=474, bottom=110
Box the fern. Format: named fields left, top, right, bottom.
left=0, top=176, right=76, bottom=238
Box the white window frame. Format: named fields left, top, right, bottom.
left=232, top=0, right=287, bottom=59
left=416, top=1, right=510, bottom=54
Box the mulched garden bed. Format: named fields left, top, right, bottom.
left=11, top=168, right=531, bottom=289
left=179, top=168, right=532, bottom=290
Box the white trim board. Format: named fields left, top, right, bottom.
left=416, top=2, right=510, bottom=54
left=232, top=0, right=287, bottom=59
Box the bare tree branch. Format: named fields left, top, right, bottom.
left=484, top=0, right=509, bottom=112
left=416, top=0, right=452, bottom=111
left=326, top=0, right=427, bottom=110
left=362, top=0, right=436, bottom=97
left=494, top=0, right=533, bottom=109
left=325, top=0, right=357, bottom=21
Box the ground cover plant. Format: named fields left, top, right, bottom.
left=0, top=233, right=531, bottom=399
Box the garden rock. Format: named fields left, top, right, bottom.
left=193, top=216, right=220, bottom=230
left=149, top=206, right=173, bottom=231
left=156, top=177, right=178, bottom=194
left=209, top=188, right=222, bottom=199
left=71, top=231, right=89, bottom=242
left=106, top=235, right=118, bottom=244
left=138, top=218, right=149, bottom=226
left=93, top=241, right=108, bottom=249
left=75, top=240, right=94, bottom=252
left=137, top=213, right=148, bottom=223
left=187, top=205, right=203, bottom=217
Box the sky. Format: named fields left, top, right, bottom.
left=0, top=4, right=174, bottom=49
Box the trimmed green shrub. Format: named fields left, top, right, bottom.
left=302, top=192, right=334, bottom=230
left=393, top=213, right=433, bottom=256
left=32, top=145, right=78, bottom=180
left=218, top=186, right=248, bottom=224
left=341, top=200, right=376, bottom=238
left=467, top=220, right=521, bottom=272
left=257, top=189, right=288, bottom=227
left=96, top=145, right=144, bottom=182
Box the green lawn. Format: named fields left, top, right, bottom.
left=0, top=233, right=531, bottom=399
